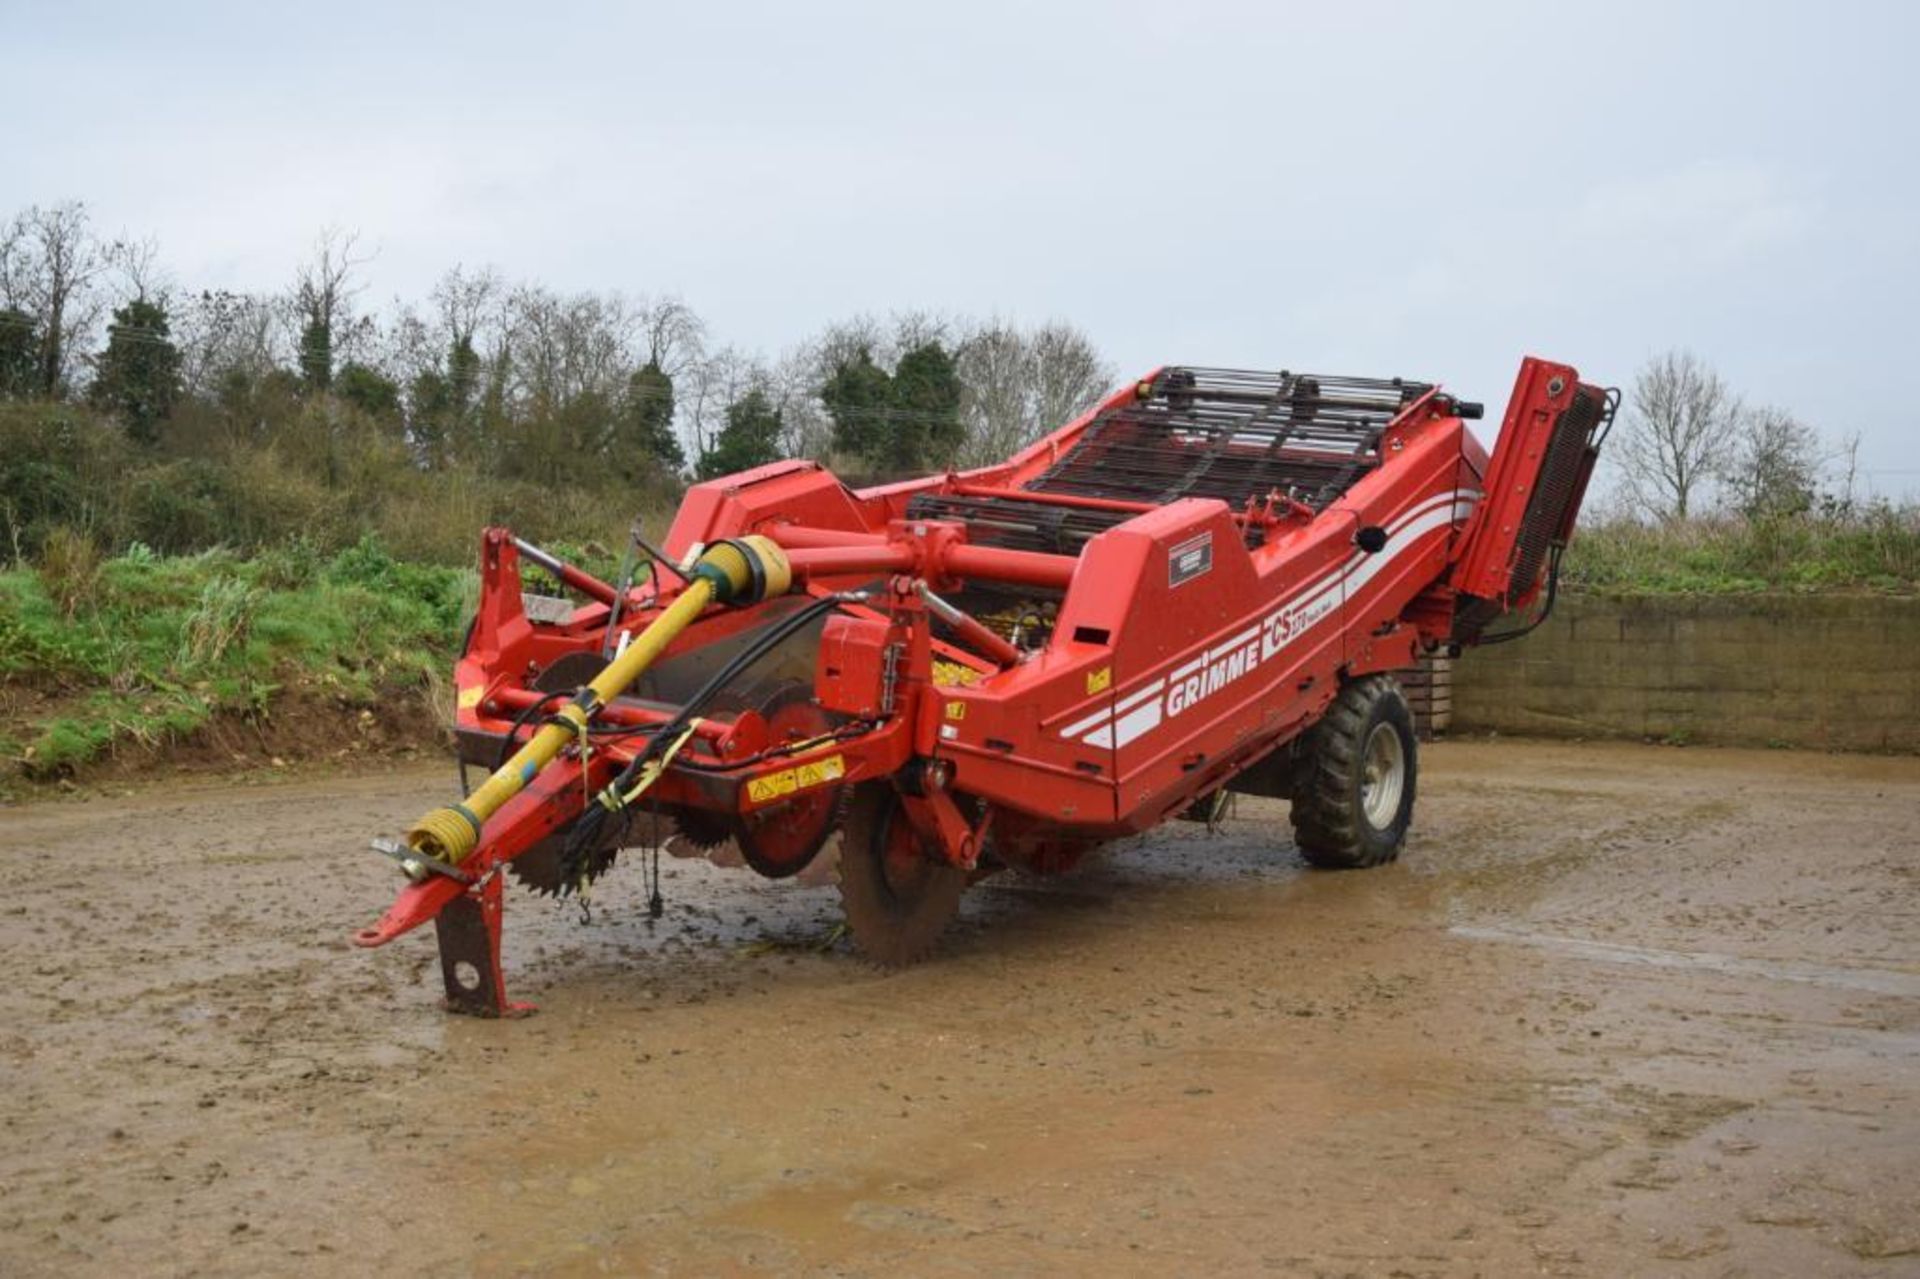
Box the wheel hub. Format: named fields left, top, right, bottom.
left=733, top=684, right=847, bottom=878
left=880, top=818, right=939, bottom=900
left=836, top=784, right=967, bottom=965
left=1360, top=722, right=1406, bottom=829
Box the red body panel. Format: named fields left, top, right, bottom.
left=1449, top=356, right=1585, bottom=611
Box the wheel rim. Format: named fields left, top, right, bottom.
left=1359, top=722, right=1405, bottom=829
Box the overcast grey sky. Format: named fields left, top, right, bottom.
left=6, top=1, right=1917, bottom=496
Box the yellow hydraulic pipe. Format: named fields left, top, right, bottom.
left=402, top=536, right=790, bottom=870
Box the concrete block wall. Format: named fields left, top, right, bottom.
left=1452, top=593, right=1920, bottom=752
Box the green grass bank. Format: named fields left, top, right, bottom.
left=0, top=538, right=473, bottom=791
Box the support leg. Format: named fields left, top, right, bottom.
left=433, top=872, right=534, bottom=1017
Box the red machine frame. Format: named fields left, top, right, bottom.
left=356, top=357, right=1610, bottom=1014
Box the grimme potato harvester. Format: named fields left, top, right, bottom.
left=355, top=357, right=1613, bottom=1015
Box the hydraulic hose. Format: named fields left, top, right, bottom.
left=401, top=536, right=791, bottom=872
left=557, top=589, right=862, bottom=878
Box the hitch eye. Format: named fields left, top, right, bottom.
left=1355, top=526, right=1389, bottom=554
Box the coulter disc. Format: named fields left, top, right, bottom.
left=835, top=782, right=965, bottom=965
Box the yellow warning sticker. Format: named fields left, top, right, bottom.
left=457, top=685, right=484, bottom=709
left=746, top=754, right=847, bottom=805
left=945, top=700, right=967, bottom=721
left=1086, top=666, right=1113, bottom=695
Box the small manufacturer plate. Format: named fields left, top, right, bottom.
left=1168, top=533, right=1213, bottom=588
left=521, top=593, right=575, bottom=625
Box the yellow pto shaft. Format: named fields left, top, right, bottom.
left=402, top=536, right=791, bottom=871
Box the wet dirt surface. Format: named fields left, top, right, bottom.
left=1, top=739, right=1916, bottom=1277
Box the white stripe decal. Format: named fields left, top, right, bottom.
left=1166, top=653, right=1207, bottom=684
left=1060, top=677, right=1164, bottom=742
left=1221, top=623, right=1261, bottom=654
left=1101, top=699, right=1163, bottom=749
left=1342, top=503, right=1460, bottom=601
left=1286, top=490, right=1457, bottom=617
left=1059, top=487, right=1483, bottom=749
left=1060, top=703, right=1117, bottom=740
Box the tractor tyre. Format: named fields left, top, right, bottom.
left=1289, top=674, right=1418, bottom=869
left=836, top=783, right=966, bottom=966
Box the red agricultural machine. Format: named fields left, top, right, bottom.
left=355, top=357, right=1613, bottom=1015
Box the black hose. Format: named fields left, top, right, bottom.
left=653, top=595, right=845, bottom=743
left=559, top=593, right=851, bottom=878
left=495, top=689, right=572, bottom=770
left=1475, top=545, right=1564, bottom=646
left=578, top=594, right=852, bottom=749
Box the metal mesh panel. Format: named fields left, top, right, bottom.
left=908, top=366, right=1426, bottom=554
left=1506, top=385, right=1605, bottom=601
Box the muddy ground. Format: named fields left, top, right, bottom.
left=0, top=739, right=1915, bottom=1277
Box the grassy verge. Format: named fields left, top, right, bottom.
left=0, top=537, right=473, bottom=788
left=1562, top=506, right=1920, bottom=594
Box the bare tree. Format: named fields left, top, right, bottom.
left=1, top=202, right=112, bottom=395
left=886, top=309, right=953, bottom=362
left=433, top=264, right=499, bottom=351
left=504, top=287, right=635, bottom=411
left=0, top=216, right=20, bottom=309
left=953, top=320, right=1028, bottom=466
left=108, top=234, right=168, bottom=304
left=953, top=318, right=1112, bottom=467
left=1727, top=405, right=1824, bottom=518
left=390, top=269, right=502, bottom=406
left=1027, top=321, right=1112, bottom=436
left=390, top=265, right=504, bottom=464
left=682, top=346, right=763, bottom=466
left=801, top=314, right=886, bottom=384
left=1834, top=430, right=1862, bottom=511
left=1615, top=350, right=1740, bottom=520
left=489, top=285, right=650, bottom=479
left=289, top=227, right=372, bottom=390
left=766, top=346, right=834, bottom=460
left=177, top=289, right=283, bottom=397
left=637, top=296, right=706, bottom=377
